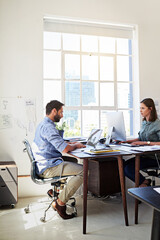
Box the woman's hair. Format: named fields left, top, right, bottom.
left=46, top=100, right=64, bottom=115
left=140, top=98, right=158, bottom=121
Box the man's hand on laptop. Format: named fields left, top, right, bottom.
left=75, top=142, right=86, bottom=149
left=63, top=142, right=86, bottom=153
left=68, top=141, right=86, bottom=147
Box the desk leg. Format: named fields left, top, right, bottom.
left=117, top=156, right=129, bottom=226
left=151, top=209, right=160, bottom=240
left=135, top=155, right=140, bottom=224
left=83, top=158, right=88, bottom=234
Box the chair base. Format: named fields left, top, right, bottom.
left=24, top=188, right=77, bottom=222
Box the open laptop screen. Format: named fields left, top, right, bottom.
left=87, top=129, right=102, bottom=147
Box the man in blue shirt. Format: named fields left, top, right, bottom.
left=33, top=100, right=85, bottom=219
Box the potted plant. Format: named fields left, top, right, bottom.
left=55, top=122, right=66, bottom=138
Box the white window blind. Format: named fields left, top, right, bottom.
left=44, top=17, right=134, bottom=39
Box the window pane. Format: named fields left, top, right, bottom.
left=100, top=83, right=114, bottom=106
left=43, top=80, right=61, bottom=107
left=82, top=82, right=98, bottom=106
left=43, top=30, right=134, bottom=138
left=63, top=33, right=80, bottom=51
left=43, top=32, right=61, bottom=50
left=82, top=55, right=98, bottom=80
left=65, top=54, right=80, bottom=79
left=82, top=110, right=99, bottom=136
left=43, top=51, right=61, bottom=78
left=65, top=81, right=80, bottom=106
left=81, top=35, right=98, bottom=52
left=99, top=37, right=115, bottom=53
left=117, top=56, right=132, bottom=82
left=63, top=110, right=81, bottom=137
left=117, top=38, right=132, bottom=55
left=117, top=83, right=133, bottom=108
left=100, top=56, right=114, bottom=81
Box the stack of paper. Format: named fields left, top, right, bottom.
left=111, top=144, right=160, bottom=153
left=129, top=145, right=160, bottom=152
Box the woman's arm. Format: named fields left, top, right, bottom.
left=121, top=138, right=139, bottom=143
left=125, top=138, right=139, bottom=143
left=131, top=141, right=160, bottom=146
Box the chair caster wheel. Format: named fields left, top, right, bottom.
left=11, top=204, right=15, bottom=208
left=72, top=212, right=77, bottom=217
left=71, top=202, right=75, bottom=207
left=40, top=217, right=46, bottom=222
left=24, top=207, right=30, bottom=214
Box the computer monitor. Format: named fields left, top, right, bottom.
left=106, top=112, right=126, bottom=141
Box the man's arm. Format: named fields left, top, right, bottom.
left=62, top=142, right=86, bottom=153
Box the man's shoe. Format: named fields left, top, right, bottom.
left=54, top=201, right=75, bottom=220
left=139, top=179, right=151, bottom=188
left=47, top=189, right=53, bottom=198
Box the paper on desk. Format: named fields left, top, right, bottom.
left=111, top=144, right=160, bottom=153
left=153, top=187, right=160, bottom=194
left=129, top=145, right=160, bottom=152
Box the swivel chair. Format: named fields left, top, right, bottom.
left=23, top=139, right=77, bottom=222
left=141, top=153, right=160, bottom=186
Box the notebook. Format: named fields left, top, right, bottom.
left=84, top=148, right=120, bottom=155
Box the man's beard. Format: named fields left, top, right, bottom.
left=54, top=113, right=61, bottom=122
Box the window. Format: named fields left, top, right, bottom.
left=43, top=18, right=138, bottom=138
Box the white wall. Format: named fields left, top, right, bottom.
left=1, top=0, right=160, bottom=196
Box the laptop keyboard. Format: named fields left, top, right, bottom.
left=93, top=143, right=111, bottom=150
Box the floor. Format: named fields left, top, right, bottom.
left=0, top=193, right=153, bottom=240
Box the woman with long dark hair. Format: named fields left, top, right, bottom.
left=123, top=98, right=160, bottom=187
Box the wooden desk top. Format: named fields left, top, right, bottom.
left=69, top=149, right=133, bottom=159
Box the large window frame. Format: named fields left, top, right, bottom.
left=43, top=17, right=140, bottom=138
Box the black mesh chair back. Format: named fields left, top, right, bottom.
left=141, top=153, right=160, bottom=186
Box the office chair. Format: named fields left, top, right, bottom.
left=23, top=139, right=77, bottom=222
left=141, top=153, right=160, bottom=186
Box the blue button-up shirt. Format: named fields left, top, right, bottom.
left=32, top=117, right=67, bottom=174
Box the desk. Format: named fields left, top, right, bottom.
left=70, top=147, right=160, bottom=234
left=70, top=150, right=133, bottom=234
left=128, top=186, right=160, bottom=240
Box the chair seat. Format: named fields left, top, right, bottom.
left=31, top=175, right=68, bottom=185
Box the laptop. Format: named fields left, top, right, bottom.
left=86, top=129, right=102, bottom=148
left=85, top=128, right=114, bottom=152
left=64, top=129, right=102, bottom=145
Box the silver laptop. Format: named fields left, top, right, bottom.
left=87, top=129, right=102, bottom=148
